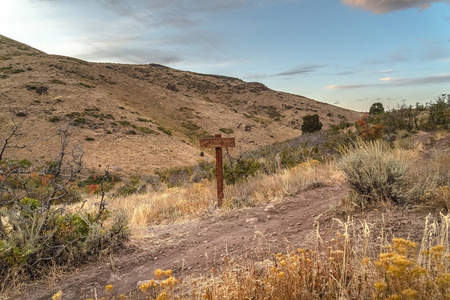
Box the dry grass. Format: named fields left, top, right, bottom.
left=339, top=139, right=449, bottom=210
left=71, top=213, right=450, bottom=300
left=79, top=160, right=343, bottom=233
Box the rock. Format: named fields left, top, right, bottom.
left=245, top=217, right=259, bottom=223
left=264, top=204, right=275, bottom=212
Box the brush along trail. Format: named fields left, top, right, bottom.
left=13, top=184, right=429, bottom=299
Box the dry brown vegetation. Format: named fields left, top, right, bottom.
left=0, top=34, right=361, bottom=175
left=1, top=35, right=449, bottom=300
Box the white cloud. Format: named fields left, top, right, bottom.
left=327, top=74, right=450, bottom=89
left=326, top=84, right=372, bottom=89
left=342, top=0, right=450, bottom=14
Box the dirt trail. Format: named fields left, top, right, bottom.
left=10, top=184, right=429, bottom=299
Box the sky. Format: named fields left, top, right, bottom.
left=1, top=0, right=449, bottom=111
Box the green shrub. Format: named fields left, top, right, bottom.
left=50, top=79, right=66, bottom=85
left=219, top=128, right=234, bottom=134
left=340, top=140, right=409, bottom=205
left=115, top=176, right=143, bottom=196
left=301, top=114, right=322, bottom=134
left=182, top=121, right=200, bottom=131
left=157, top=126, right=172, bottom=136
left=157, top=167, right=193, bottom=188
left=15, top=112, right=27, bottom=117
left=369, top=102, right=385, bottom=115
left=0, top=126, right=129, bottom=289
left=49, top=116, right=61, bottom=123
left=224, top=158, right=262, bottom=184
left=138, top=127, right=157, bottom=134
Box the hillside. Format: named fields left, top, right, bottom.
left=0, top=35, right=361, bottom=175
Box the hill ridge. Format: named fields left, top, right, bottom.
left=0, top=35, right=361, bottom=174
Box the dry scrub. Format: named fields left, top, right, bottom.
left=66, top=213, right=450, bottom=299
left=79, top=160, right=342, bottom=231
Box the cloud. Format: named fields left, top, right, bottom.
left=326, top=84, right=372, bottom=89
left=326, top=74, right=450, bottom=89
left=244, top=64, right=326, bottom=79
left=420, top=42, right=450, bottom=61
left=342, top=0, right=450, bottom=14
left=418, top=3, right=432, bottom=11
left=379, top=74, right=450, bottom=85
left=335, top=71, right=358, bottom=75
left=274, top=64, right=326, bottom=77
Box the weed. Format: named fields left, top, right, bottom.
left=50, top=79, right=66, bottom=85
left=157, top=126, right=172, bottom=136
left=219, top=128, right=234, bottom=134
left=182, top=121, right=201, bottom=131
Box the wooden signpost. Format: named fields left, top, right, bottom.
left=199, top=134, right=235, bottom=207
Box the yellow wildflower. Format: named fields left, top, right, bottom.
left=374, top=281, right=387, bottom=291
left=119, top=294, right=127, bottom=300
left=165, top=269, right=172, bottom=277
left=165, top=276, right=178, bottom=287
left=154, top=268, right=164, bottom=279
left=362, top=257, right=370, bottom=266
left=401, top=289, right=418, bottom=298
left=431, top=245, right=445, bottom=255
left=52, top=290, right=62, bottom=300
left=105, top=285, right=114, bottom=292
left=156, top=291, right=168, bottom=300
left=280, top=260, right=287, bottom=267
left=278, top=272, right=284, bottom=279
left=139, top=282, right=150, bottom=293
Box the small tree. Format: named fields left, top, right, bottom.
left=369, top=102, right=385, bottom=115
left=301, top=114, right=323, bottom=134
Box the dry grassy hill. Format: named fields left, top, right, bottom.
left=0, top=35, right=361, bottom=175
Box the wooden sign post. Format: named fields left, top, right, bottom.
left=199, top=134, right=235, bottom=207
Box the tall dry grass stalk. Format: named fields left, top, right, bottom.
left=82, top=213, right=450, bottom=299
left=78, top=160, right=343, bottom=233
left=190, top=214, right=450, bottom=300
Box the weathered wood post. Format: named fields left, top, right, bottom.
left=199, top=134, right=235, bottom=207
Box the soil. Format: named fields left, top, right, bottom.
left=9, top=184, right=434, bottom=300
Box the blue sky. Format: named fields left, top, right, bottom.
left=1, top=0, right=449, bottom=111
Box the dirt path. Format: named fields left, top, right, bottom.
left=10, top=184, right=430, bottom=299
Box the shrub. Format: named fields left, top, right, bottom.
left=182, top=121, right=201, bottom=131
left=301, top=114, right=322, bottom=134
left=50, top=79, right=66, bottom=85
left=157, top=166, right=193, bottom=188
left=115, top=176, right=144, bottom=197
left=369, top=102, right=385, bottom=115
left=15, top=112, right=27, bottom=117
left=356, top=113, right=383, bottom=140
left=224, top=158, right=262, bottom=184
left=0, top=125, right=129, bottom=289
left=157, top=126, right=172, bottom=136
left=426, top=94, right=450, bottom=130
left=137, top=127, right=157, bottom=134
left=49, top=116, right=61, bottom=123
left=219, top=128, right=234, bottom=134
left=340, top=140, right=409, bottom=205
